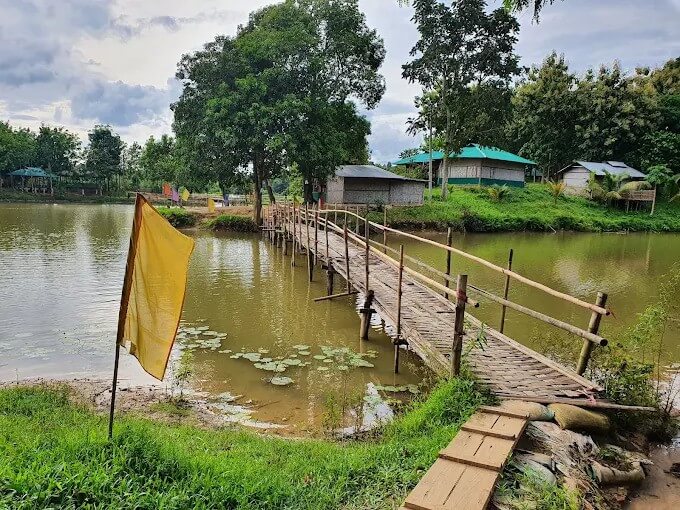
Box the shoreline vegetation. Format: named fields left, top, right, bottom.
left=4, top=183, right=680, bottom=234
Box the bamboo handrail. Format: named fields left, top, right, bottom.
left=314, top=208, right=608, bottom=317
left=306, top=208, right=605, bottom=348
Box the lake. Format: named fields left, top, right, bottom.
left=1, top=204, right=679, bottom=430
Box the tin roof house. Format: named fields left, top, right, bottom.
left=325, top=165, right=426, bottom=206
left=393, top=144, right=537, bottom=188
left=557, top=161, right=646, bottom=189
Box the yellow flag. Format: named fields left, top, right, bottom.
left=181, top=188, right=190, bottom=202
left=117, top=195, right=195, bottom=380
left=207, top=197, right=216, bottom=213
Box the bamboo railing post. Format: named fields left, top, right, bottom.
left=383, top=208, right=387, bottom=253
left=499, top=248, right=514, bottom=334
left=576, top=292, right=608, bottom=375
left=364, top=217, right=370, bottom=293
left=443, top=227, right=453, bottom=298
left=355, top=205, right=360, bottom=234
left=305, top=203, right=313, bottom=281
left=334, top=206, right=338, bottom=225
left=394, top=244, right=405, bottom=374
left=314, top=209, right=319, bottom=265
left=451, top=274, right=468, bottom=377
left=344, top=223, right=351, bottom=292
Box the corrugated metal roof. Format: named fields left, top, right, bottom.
left=9, top=167, right=57, bottom=178
left=562, top=161, right=646, bottom=179
left=392, top=144, right=536, bottom=166
left=336, top=165, right=426, bottom=182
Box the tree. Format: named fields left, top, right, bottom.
left=403, top=0, right=520, bottom=198
left=140, top=135, right=183, bottom=185
left=574, top=62, right=658, bottom=168
left=0, top=122, right=37, bottom=177
left=85, top=125, right=123, bottom=189
left=35, top=125, right=80, bottom=177
left=509, top=53, right=577, bottom=179
left=503, top=0, right=558, bottom=19
left=122, top=141, right=143, bottom=190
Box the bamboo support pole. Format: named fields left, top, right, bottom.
left=443, top=227, right=453, bottom=298
left=355, top=205, right=360, bottom=234
left=395, top=245, right=404, bottom=374
left=313, top=290, right=359, bottom=302
left=291, top=204, right=297, bottom=267
left=314, top=209, right=319, bottom=265
left=451, top=275, right=467, bottom=377
left=383, top=208, right=388, bottom=253
left=499, top=248, right=514, bottom=334
left=364, top=217, right=370, bottom=293
left=344, top=223, right=351, bottom=292
left=576, top=292, right=608, bottom=375
left=359, top=290, right=374, bottom=340
left=305, top=204, right=312, bottom=281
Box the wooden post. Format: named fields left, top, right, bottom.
left=576, top=292, right=608, bottom=375
left=451, top=274, right=468, bottom=377
left=305, top=203, right=313, bottom=281
left=326, top=268, right=335, bottom=295
left=364, top=217, right=370, bottom=293
left=314, top=209, right=319, bottom=265
left=325, top=216, right=330, bottom=261
left=291, top=204, right=297, bottom=267
left=344, top=223, right=351, bottom=292
left=334, top=207, right=338, bottom=225
left=499, top=248, right=514, bottom=334
left=383, top=208, right=387, bottom=253
left=394, top=245, right=405, bottom=374
left=443, top=227, right=453, bottom=298
left=355, top=205, right=360, bottom=234
left=359, top=290, right=375, bottom=340
left=650, top=187, right=657, bottom=216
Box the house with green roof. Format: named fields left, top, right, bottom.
left=393, top=144, right=537, bottom=188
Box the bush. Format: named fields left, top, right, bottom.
left=206, top=214, right=258, bottom=232
left=155, top=207, right=197, bottom=228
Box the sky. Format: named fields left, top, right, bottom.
left=1, top=0, right=679, bottom=163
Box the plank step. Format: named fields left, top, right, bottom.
left=460, top=424, right=518, bottom=440
left=478, top=405, right=529, bottom=419
left=438, top=451, right=506, bottom=472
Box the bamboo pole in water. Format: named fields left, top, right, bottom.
left=344, top=223, right=351, bottom=292
left=305, top=203, right=312, bottom=281
left=383, top=208, right=387, bottom=253
left=499, top=249, right=514, bottom=334
left=364, top=217, right=370, bottom=293
left=576, top=292, right=608, bottom=375
left=394, top=244, right=404, bottom=374
left=314, top=209, right=319, bottom=266
left=443, top=227, right=453, bottom=298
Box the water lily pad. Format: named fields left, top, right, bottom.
left=293, top=344, right=310, bottom=350
left=204, top=330, right=220, bottom=336
left=298, top=351, right=311, bottom=356
left=196, top=326, right=210, bottom=331
left=258, top=348, right=270, bottom=354
left=313, top=355, right=327, bottom=360
left=282, top=358, right=302, bottom=366
left=254, top=362, right=287, bottom=373
left=323, top=358, right=333, bottom=363
left=349, top=358, right=374, bottom=368
left=316, top=366, right=329, bottom=371
left=337, top=365, right=349, bottom=371
left=242, top=352, right=262, bottom=362
left=219, top=349, right=233, bottom=354
left=270, top=376, right=294, bottom=386
left=230, top=353, right=243, bottom=359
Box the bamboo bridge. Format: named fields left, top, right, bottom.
left=264, top=202, right=614, bottom=406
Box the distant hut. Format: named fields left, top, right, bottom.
left=393, top=144, right=536, bottom=188
left=557, top=161, right=646, bottom=190
left=9, top=167, right=56, bottom=193
left=325, top=165, right=426, bottom=206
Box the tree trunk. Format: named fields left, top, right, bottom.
left=441, top=74, right=449, bottom=200
left=253, top=155, right=263, bottom=226
left=303, top=179, right=313, bottom=204
left=265, top=180, right=276, bottom=204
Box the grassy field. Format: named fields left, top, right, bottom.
left=380, top=184, right=680, bottom=233
left=0, top=379, right=485, bottom=509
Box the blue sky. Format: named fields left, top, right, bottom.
left=1, top=0, right=679, bottom=163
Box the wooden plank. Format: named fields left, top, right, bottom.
left=439, top=466, right=498, bottom=510
left=404, top=458, right=466, bottom=510
left=460, top=424, right=517, bottom=441
left=478, top=406, right=529, bottom=420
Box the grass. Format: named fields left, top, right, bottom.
left=206, top=214, right=259, bottom=232
left=155, top=206, right=198, bottom=228
left=0, top=378, right=484, bottom=509
left=380, top=184, right=680, bottom=233
left=496, top=467, right=579, bottom=510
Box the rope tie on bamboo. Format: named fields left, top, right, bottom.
left=455, top=290, right=467, bottom=302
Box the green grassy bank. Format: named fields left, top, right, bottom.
left=0, top=189, right=135, bottom=205
left=380, top=184, right=680, bottom=233
left=0, top=379, right=484, bottom=509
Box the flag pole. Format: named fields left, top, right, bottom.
left=109, top=193, right=144, bottom=440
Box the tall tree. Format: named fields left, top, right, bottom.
left=85, top=125, right=123, bottom=189
left=403, top=0, right=520, bottom=198
left=35, top=125, right=80, bottom=177
left=140, top=135, right=183, bottom=185
left=509, top=52, right=577, bottom=179
left=0, top=122, right=37, bottom=177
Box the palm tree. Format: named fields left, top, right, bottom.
left=487, top=184, right=511, bottom=202
left=548, top=180, right=566, bottom=204
left=587, top=171, right=652, bottom=204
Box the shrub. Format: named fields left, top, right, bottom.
left=155, top=207, right=197, bottom=228
left=206, top=214, right=258, bottom=232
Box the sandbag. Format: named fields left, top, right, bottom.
left=548, top=403, right=611, bottom=433
left=499, top=400, right=555, bottom=421
left=591, top=461, right=645, bottom=485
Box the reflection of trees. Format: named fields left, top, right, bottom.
left=0, top=204, right=79, bottom=252
left=82, top=205, right=132, bottom=266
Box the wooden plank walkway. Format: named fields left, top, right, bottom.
left=399, top=406, right=529, bottom=510
left=290, top=220, right=603, bottom=404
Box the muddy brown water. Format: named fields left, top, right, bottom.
left=1, top=204, right=679, bottom=431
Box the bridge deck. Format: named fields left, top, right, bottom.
left=292, top=222, right=601, bottom=403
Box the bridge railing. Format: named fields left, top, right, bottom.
left=265, top=203, right=609, bottom=376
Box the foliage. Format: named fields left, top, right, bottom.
left=544, top=181, right=564, bottom=204
left=0, top=121, right=37, bottom=176
left=206, top=214, right=259, bottom=232
left=378, top=183, right=680, bottom=233
left=0, top=378, right=485, bottom=509
left=84, top=125, right=124, bottom=186
left=403, top=0, right=520, bottom=198
left=589, top=264, right=680, bottom=440
left=35, top=126, right=81, bottom=177
left=497, top=466, right=579, bottom=510
left=140, top=135, right=184, bottom=186
left=586, top=171, right=651, bottom=204
left=487, top=184, right=511, bottom=202
left=155, top=207, right=197, bottom=228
